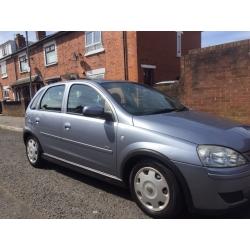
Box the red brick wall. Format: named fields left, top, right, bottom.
left=2, top=101, right=25, bottom=116
left=180, top=39, right=250, bottom=124
left=12, top=32, right=104, bottom=81
left=182, top=31, right=201, bottom=55
left=1, top=31, right=201, bottom=90
left=0, top=31, right=202, bottom=116
left=0, top=58, right=16, bottom=101
left=1, top=58, right=17, bottom=89
left=27, top=31, right=138, bottom=81
left=127, top=32, right=139, bottom=82
left=1, top=32, right=138, bottom=86
left=0, top=31, right=139, bottom=116
left=104, top=32, right=126, bottom=80
left=136, top=31, right=201, bottom=83
left=102, top=31, right=138, bottom=81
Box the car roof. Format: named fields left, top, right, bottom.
left=42, top=79, right=138, bottom=90
left=92, top=79, right=136, bottom=85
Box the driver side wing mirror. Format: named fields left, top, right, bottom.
left=82, top=105, right=105, bottom=117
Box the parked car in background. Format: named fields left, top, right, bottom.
left=23, top=80, right=250, bottom=218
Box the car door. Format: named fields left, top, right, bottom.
left=61, top=83, right=117, bottom=176
left=34, top=84, right=65, bottom=157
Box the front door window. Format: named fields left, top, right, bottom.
left=67, top=84, right=113, bottom=118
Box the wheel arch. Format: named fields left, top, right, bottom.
left=120, top=149, right=194, bottom=210
left=23, top=129, right=34, bottom=144
left=23, top=129, right=44, bottom=152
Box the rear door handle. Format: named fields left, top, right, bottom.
left=35, top=117, right=40, bottom=124
left=64, top=122, right=71, bottom=131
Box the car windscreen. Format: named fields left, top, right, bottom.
left=102, top=82, right=186, bottom=116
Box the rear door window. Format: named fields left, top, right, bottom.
left=40, top=85, right=65, bottom=112
left=30, top=90, right=44, bottom=110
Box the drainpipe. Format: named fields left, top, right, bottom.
left=13, top=56, right=18, bottom=101
left=13, top=57, right=18, bottom=81
left=123, top=31, right=128, bottom=80
left=0, top=84, right=3, bottom=101
left=25, top=31, right=32, bottom=99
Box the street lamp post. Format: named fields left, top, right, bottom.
left=25, top=31, right=32, bottom=100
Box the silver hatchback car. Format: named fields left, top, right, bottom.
left=24, top=80, right=250, bottom=218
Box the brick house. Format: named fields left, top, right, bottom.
left=0, top=31, right=201, bottom=116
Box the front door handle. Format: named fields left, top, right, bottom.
left=64, top=122, right=71, bottom=131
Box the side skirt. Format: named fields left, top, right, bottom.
left=42, top=153, right=126, bottom=188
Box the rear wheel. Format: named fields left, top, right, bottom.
left=130, top=159, right=183, bottom=218
left=25, top=136, right=44, bottom=168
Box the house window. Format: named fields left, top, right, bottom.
left=2, top=45, right=8, bottom=56
left=44, top=42, right=57, bottom=66
left=0, top=43, right=11, bottom=59
left=14, top=89, right=21, bottom=101
left=0, top=61, right=7, bottom=78
left=19, top=54, right=29, bottom=73
left=3, top=87, right=10, bottom=100
left=85, top=31, right=104, bottom=55
left=86, top=68, right=105, bottom=79
left=3, top=90, right=9, bottom=98
left=176, top=31, right=183, bottom=57
left=141, top=64, right=156, bottom=85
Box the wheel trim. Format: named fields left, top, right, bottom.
left=27, top=139, right=38, bottom=164
left=134, top=167, right=170, bottom=212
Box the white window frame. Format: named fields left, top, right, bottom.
left=18, top=53, right=29, bottom=73
left=14, top=89, right=21, bottom=101
left=0, top=43, right=12, bottom=59
left=0, top=61, right=7, bottom=78
left=43, top=40, right=58, bottom=67
left=3, top=86, right=10, bottom=100
left=85, top=31, right=104, bottom=56
left=176, top=31, right=183, bottom=58
left=86, top=68, right=105, bottom=79
left=141, top=64, right=157, bottom=69
left=2, top=45, right=7, bottom=56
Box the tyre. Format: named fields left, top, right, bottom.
left=25, top=136, right=45, bottom=168
left=130, top=159, right=183, bottom=218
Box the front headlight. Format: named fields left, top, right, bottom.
left=197, top=145, right=247, bottom=167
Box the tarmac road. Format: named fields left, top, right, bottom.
left=1, top=128, right=250, bottom=219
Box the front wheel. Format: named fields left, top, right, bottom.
left=130, top=159, right=183, bottom=218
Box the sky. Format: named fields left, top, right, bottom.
left=1, top=31, right=250, bottom=47
left=0, top=31, right=55, bottom=44
left=202, top=31, right=250, bottom=47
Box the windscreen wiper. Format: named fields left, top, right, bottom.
left=149, top=108, right=177, bottom=115
left=175, top=106, right=189, bottom=112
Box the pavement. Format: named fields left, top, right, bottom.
left=0, top=115, right=24, bottom=132
left=1, top=117, right=250, bottom=218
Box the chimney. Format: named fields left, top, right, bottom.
left=15, top=33, right=26, bottom=49
left=36, top=31, right=46, bottom=41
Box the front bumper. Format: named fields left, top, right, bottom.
left=174, top=161, right=250, bottom=210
